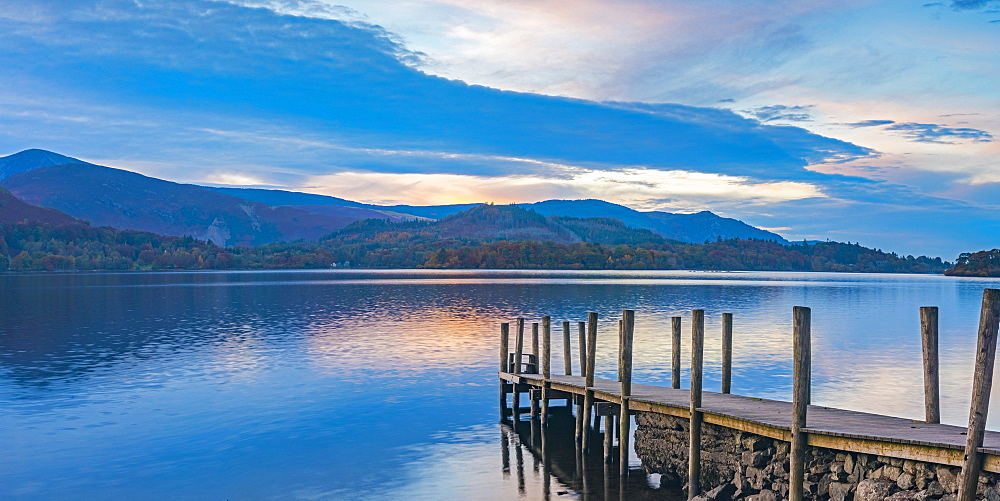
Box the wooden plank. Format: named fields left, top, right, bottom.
left=922, top=306, right=941, bottom=424
left=959, top=289, right=1000, bottom=501
left=790, top=306, right=811, bottom=501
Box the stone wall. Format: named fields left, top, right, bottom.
left=634, top=412, right=1000, bottom=500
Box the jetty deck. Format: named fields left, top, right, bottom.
left=500, top=371, right=1000, bottom=473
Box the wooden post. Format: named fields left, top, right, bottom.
left=672, top=316, right=682, bottom=389
left=620, top=310, right=635, bottom=476
left=689, top=309, right=704, bottom=499
left=576, top=321, right=587, bottom=443
left=583, top=312, right=599, bottom=450
left=721, top=313, right=733, bottom=394
left=541, top=316, right=551, bottom=426
left=958, top=289, right=1000, bottom=501
left=790, top=306, right=811, bottom=501
left=513, top=318, right=525, bottom=422
left=501, top=323, right=510, bottom=420
left=562, top=320, right=572, bottom=376
left=532, top=323, right=540, bottom=372
left=618, top=319, right=624, bottom=382
left=921, top=306, right=941, bottom=424
left=605, top=411, right=615, bottom=464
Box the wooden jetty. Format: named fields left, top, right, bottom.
left=498, top=288, right=1000, bottom=501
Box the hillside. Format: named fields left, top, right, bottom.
left=0, top=161, right=402, bottom=246
left=200, top=184, right=784, bottom=244
left=0, top=186, right=80, bottom=225
left=0, top=204, right=949, bottom=273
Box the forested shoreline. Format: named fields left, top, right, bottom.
left=0, top=220, right=950, bottom=274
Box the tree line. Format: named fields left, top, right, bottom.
left=0, top=220, right=949, bottom=273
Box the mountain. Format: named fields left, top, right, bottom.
left=1, top=163, right=370, bottom=246
left=0, top=186, right=80, bottom=225
left=200, top=185, right=783, bottom=243
left=0, top=149, right=91, bottom=181
left=326, top=204, right=676, bottom=247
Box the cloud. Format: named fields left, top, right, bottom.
left=841, top=119, right=993, bottom=144
left=846, top=120, right=896, bottom=127
left=743, top=105, right=814, bottom=122
left=949, top=0, right=1000, bottom=10
left=885, top=122, right=993, bottom=144
left=303, top=168, right=825, bottom=209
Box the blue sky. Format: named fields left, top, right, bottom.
left=0, top=0, right=997, bottom=258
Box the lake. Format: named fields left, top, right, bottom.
left=2, top=269, right=1000, bottom=499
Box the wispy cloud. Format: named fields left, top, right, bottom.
left=843, top=118, right=993, bottom=144
left=743, top=104, right=813, bottom=122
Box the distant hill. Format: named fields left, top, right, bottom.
left=524, top=199, right=785, bottom=243
left=324, top=204, right=678, bottom=248
left=0, top=186, right=80, bottom=225
left=200, top=184, right=783, bottom=244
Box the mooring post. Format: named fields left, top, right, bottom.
left=562, top=320, right=572, bottom=376
left=604, top=410, right=615, bottom=464
left=618, top=319, right=624, bottom=382
left=689, top=309, right=704, bottom=499
left=532, top=322, right=540, bottom=372
left=921, top=306, right=941, bottom=424
left=583, top=312, right=599, bottom=450
left=958, top=289, right=1000, bottom=501
left=541, top=316, right=552, bottom=426
left=672, top=316, right=682, bottom=389
left=513, top=318, right=525, bottom=423
left=722, top=313, right=733, bottom=394
left=575, top=321, right=587, bottom=442
left=620, top=310, right=635, bottom=476
left=790, top=306, right=811, bottom=501
left=500, top=323, right=510, bottom=420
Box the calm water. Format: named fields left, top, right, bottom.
left=2, top=270, right=1000, bottom=499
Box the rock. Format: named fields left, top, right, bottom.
left=939, top=495, right=958, bottom=501
left=845, top=454, right=856, bottom=474
left=903, top=460, right=917, bottom=474
left=925, top=481, right=945, bottom=498
left=741, top=436, right=771, bottom=451
left=887, top=491, right=918, bottom=500
left=743, top=450, right=770, bottom=468
left=828, top=482, right=853, bottom=501
left=747, top=489, right=777, bottom=501
left=935, top=467, right=959, bottom=493
left=897, top=472, right=916, bottom=490
left=884, top=465, right=902, bottom=482
left=856, top=478, right=896, bottom=501
left=811, top=463, right=831, bottom=475
left=985, top=488, right=1000, bottom=501
left=704, top=483, right=737, bottom=501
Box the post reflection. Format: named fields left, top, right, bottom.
left=500, top=402, right=682, bottom=499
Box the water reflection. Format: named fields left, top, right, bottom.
left=500, top=406, right=682, bottom=500
left=2, top=270, right=1000, bottom=499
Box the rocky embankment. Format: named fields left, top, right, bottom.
left=634, top=412, right=1000, bottom=500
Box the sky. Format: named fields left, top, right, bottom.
left=0, top=0, right=997, bottom=258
